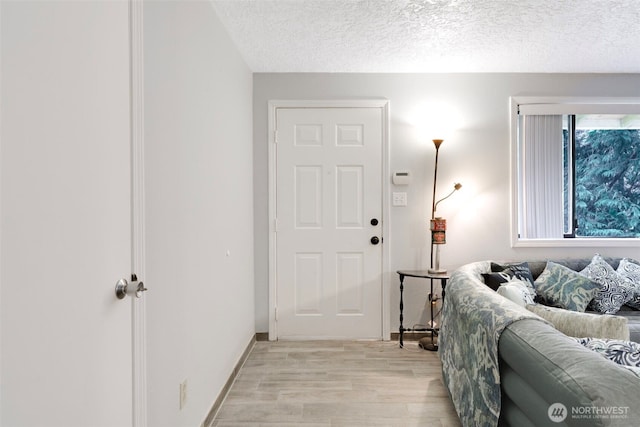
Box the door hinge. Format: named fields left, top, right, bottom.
left=274, top=218, right=278, bottom=232
left=274, top=307, right=278, bottom=321
left=274, top=130, right=279, bottom=143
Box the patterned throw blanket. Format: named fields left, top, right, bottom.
left=438, top=261, right=549, bottom=427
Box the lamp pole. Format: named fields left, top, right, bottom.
left=430, top=139, right=443, bottom=270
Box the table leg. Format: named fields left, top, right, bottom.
left=419, top=278, right=439, bottom=351
left=399, top=274, right=405, bottom=348
left=429, top=278, right=436, bottom=347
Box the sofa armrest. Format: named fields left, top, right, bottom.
left=499, top=319, right=640, bottom=426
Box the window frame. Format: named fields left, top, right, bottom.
left=510, top=96, right=640, bottom=248
left=563, top=114, right=576, bottom=239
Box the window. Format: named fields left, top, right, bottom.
left=566, top=115, right=640, bottom=238
left=511, top=97, right=640, bottom=247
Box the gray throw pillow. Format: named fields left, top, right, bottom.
left=617, top=258, right=640, bottom=310
left=534, top=261, right=600, bottom=312
left=581, top=254, right=634, bottom=314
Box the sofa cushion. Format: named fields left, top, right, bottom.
left=534, top=261, right=600, bottom=312
left=581, top=254, right=635, bottom=314
left=573, top=337, right=640, bottom=367
left=497, top=280, right=536, bottom=307
left=616, top=305, right=640, bottom=343
left=617, top=258, right=640, bottom=310
left=527, top=303, right=630, bottom=340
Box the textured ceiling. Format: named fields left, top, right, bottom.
left=211, top=0, right=640, bottom=73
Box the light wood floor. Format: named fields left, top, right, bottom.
left=211, top=340, right=462, bottom=426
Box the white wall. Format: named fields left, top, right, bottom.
left=254, top=73, right=640, bottom=333
left=144, top=2, right=254, bottom=426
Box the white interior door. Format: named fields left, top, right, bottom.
left=275, top=107, right=384, bottom=339
left=1, top=1, right=134, bottom=426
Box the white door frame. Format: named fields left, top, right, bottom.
left=267, top=99, right=391, bottom=341
left=130, top=0, right=147, bottom=425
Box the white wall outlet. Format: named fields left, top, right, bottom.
left=179, top=380, right=187, bottom=410
left=392, top=192, right=407, bottom=207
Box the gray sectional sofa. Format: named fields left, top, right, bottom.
left=439, top=257, right=640, bottom=427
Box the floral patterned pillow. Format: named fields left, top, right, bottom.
left=616, top=258, right=640, bottom=310
left=573, top=337, right=640, bottom=367
left=534, top=261, right=600, bottom=312
left=481, top=270, right=514, bottom=291
left=581, top=254, right=634, bottom=314
left=491, top=262, right=536, bottom=292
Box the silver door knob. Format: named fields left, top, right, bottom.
left=115, top=275, right=147, bottom=300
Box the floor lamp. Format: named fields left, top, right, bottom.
left=427, top=139, right=461, bottom=274
left=420, top=138, right=461, bottom=351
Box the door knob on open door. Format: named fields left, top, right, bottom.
left=115, top=274, right=148, bottom=300
left=370, top=236, right=380, bottom=245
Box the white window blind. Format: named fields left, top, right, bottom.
left=519, top=115, right=564, bottom=239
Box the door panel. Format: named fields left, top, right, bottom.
left=276, top=107, right=383, bottom=339
left=295, top=253, right=323, bottom=315
left=1, top=2, right=133, bottom=425
left=295, top=166, right=323, bottom=227
left=336, top=252, right=364, bottom=314
left=336, top=166, right=364, bottom=227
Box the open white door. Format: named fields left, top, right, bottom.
left=273, top=103, right=388, bottom=340
left=1, top=1, right=136, bottom=425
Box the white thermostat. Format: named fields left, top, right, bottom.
left=392, top=171, right=411, bottom=185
